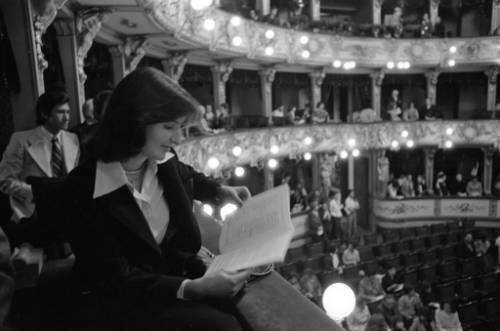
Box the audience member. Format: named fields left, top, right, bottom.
left=249, top=9, right=260, bottom=21
left=203, top=104, right=216, bottom=128
left=271, top=105, right=285, bottom=118
left=285, top=105, right=297, bottom=125
left=387, top=179, right=403, bottom=199
left=263, top=6, right=279, bottom=24
left=398, top=285, right=423, bottom=326
left=215, top=103, right=230, bottom=129
left=382, top=265, right=403, bottom=294
left=400, top=174, right=415, bottom=198
left=358, top=269, right=385, bottom=303
left=71, top=98, right=96, bottom=141
left=433, top=16, right=445, bottom=37
left=423, top=97, right=439, bottom=120
left=344, top=190, right=360, bottom=238
left=458, top=233, right=476, bottom=259
left=435, top=300, right=463, bottom=331
left=365, top=313, right=389, bottom=331
left=329, top=245, right=343, bottom=275
left=307, top=198, right=324, bottom=242
left=357, top=108, right=378, bottom=123
left=299, top=268, right=323, bottom=305
left=328, top=190, right=343, bottom=240
left=420, top=13, right=432, bottom=38
left=449, top=173, right=467, bottom=196
left=386, top=89, right=402, bottom=121
left=377, top=294, right=400, bottom=328
left=0, top=91, right=80, bottom=252
left=415, top=175, right=427, bottom=196
left=290, top=183, right=308, bottom=212
left=402, top=102, right=419, bottom=121
left=466, top=176, right=482, bottom=197
left=434, top=172, right=449, bottom=196
left=342, top=242, right=361, bottom=266
left=312, top=101, right=329, bottom=124
left=287, top=271, right=303, bottom=292
left=346, top=297, right=371, bottom=331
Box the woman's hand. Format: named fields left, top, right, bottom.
left=217, top=185, right=251, bottom=206
left=184, top=269, right=252, bottom=299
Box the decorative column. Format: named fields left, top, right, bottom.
left=374, top=150, right=389, bottom=197
left=258, top=67, right=276, bottom=120
left=109, top=37, right=148, bottom=87
left=370, top=70, right=385, bottom=119
left=309, top=68, right=325, bottom=114
left=211, top=61, right=233, bottom=110
left=424, top=70, right=440, bottom=105
left=161, top=51, right=188, bottom=82
left=255, top=0, right=270, bottom=16
left=373, top=0, right=383, bottom=25
left=348, top=155, right=354, bottom=190
left=430, top=0, right=440, bottom=26
left=310, top=0, right=321, bottom=21
left=491, top=0, right=500, bottom=34
left=424, top=147, right=437, bottom=195
left=482, top=147, right=495, bottom=195
left=485, top=66, right=499, bottom=111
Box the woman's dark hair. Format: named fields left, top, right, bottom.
left=36, top=91, right=69, bottom=125
left=88, top=67, right=201, bottom=162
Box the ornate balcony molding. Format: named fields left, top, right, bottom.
left=175, top=120, right=500, bottom=175
left=374, top=197, right=500, bottom=221
left=138, top=0, right=500, bottom=68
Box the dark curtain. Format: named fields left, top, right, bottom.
left=0, top=8, right=20, bottom=156
left=42, top=25, right=65, bottom=92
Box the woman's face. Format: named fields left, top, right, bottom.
left=142, top=117, right=185, bottom=160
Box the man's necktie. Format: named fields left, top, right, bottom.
left=51, top=136, right=66, bottom=178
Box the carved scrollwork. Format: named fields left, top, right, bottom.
left=309, top=68, right=326, bottom=87
left=485, top=66, right=500, bottom=85
left=370, top=70, right=385, bottom=87
left=76, top=8, right=111, bottom=85
left=425, top=70, right=440, bottom=86
left=211, top=60, right=233, bottom=83
left=162, top=51, right=188, bottom=81
left=258, top=67, right=276, bottom=84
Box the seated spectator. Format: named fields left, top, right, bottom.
left=214, top=103, right=230, bottom=129
left=433, top=16, right=445, bottom=37
left=435, top=300, right=463, bottom=331
left=328, top=191, right=343, bottom=240
left=458, top=233, right=476, bottom=259
left=289, top=6, right=310, bottom=29
left=204, top=104, right=216, bottom=128
left=386, top=90, right=402, bottom=121
left=365, top=313, right=389, bottom=331
left=271, top=105, right=285, bottom=118
left=382, top=266, right=403, bottom=294
left=387, top=179, right=403, bottom=199
left=389, top=7, right=404, bottom=38
left=359, top=270, right=385, bottom=303
left=449, top=173, right=467, bottom=197
left=415, top=175, right=427, bottom=196
left=346, top=297, right=371, bottom=331
left=466, top=176, right=482, bottom=197
left=312, top=101, right=329, bottom=124
left=285, top=105, right=297, bottom=125
left=400, top=174, right=415, bottom=198
left=358, top=108, right=378, bottom=123
left=249, top=9, right=260, bottom=21
left=398, top=285, right=423, bottom=326
left=422, top=97, right=439, bottom=120
left=299, top=268, right=323, bottom=305
left=387, top=107, right=402, bottom=121
left=276, top=8, right=291, bottom=28
left=290, top=183, right=308, bottom=212
left=378, top=294, right=400, bottom=328
left=402, top=102, right=419, bottom=121
left=307, top=198, right=324, bottom=242
left=287, top=271, right=303, bottom=292
left=342, top=242, right=360, bottom=266
left=263, top=6, right=278, bottom=24
left=434, top=172, right=449, bottom=196
left=328, top=245, right=343, bottom=275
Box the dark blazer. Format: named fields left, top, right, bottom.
left=37, top=154, right=221, bottom=305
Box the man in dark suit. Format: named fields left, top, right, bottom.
left=422, top=97, right=440, bottom=120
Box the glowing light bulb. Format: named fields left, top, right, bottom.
left=352, top=149, right=360, bottom=157
left=340, top=150, right=348, bottom=159
left=444, top=140, right=453, bottom=148
left=401, top=130, right=409, bottom=138
left=448, top=59, right=456, bottom=67
left=446, top=127, right=453, bottom=136
left=264, top=46, right=274, bottom=56
left=268, top=158, right=278, bottom=169
left=333, top=60, right=342, bottom=68
left=230, top=16, right=241, bottom=27
left=270, top=145, right=279, bottom=154
left=322, top=283, right=356, bottom=320
left=265, top=29, right=275, bottom=39
left=232, top=36, right=243, bottom=46
left=299, top=35, right=309, bottom=44
left=234, top=166, right=245, bottom=177
left=207, top=157, right=220, bottom=169
left=301, top=50, right=310, bottom=59
left=190, top=0, right=213, bottom=10
left=203, top=18, right=215, bottom=31
left=387, top=61, right=395, bottom=69
left=347, top=138, right=356, bottom=148
left=406, top=140, right=415, bottom=148
left=232, top=146, right=242, bottom=156
left=303, top=152, right=312, bottom=161
left=449, top=46, right=457, bottom=53
left=391, top=140, right=399, bottom=149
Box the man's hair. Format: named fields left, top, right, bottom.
left=36, top=91, right=69, bottom=125
left=88, top=67, right=201, bottom=162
